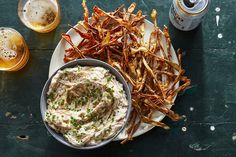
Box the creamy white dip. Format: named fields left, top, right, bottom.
left=45, top=66, right=128, bottom=147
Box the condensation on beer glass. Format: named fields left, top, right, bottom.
left=0, top=27, right=29, bottom=71
left=18, top=0, right=60, bottom=33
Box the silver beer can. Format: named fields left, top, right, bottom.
left=169, top=0, right=210, bottom=31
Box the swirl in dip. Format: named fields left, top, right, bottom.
left=44, top=66, right=128, bottom=147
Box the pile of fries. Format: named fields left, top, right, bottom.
left=62, top=1, right=191, bottom=143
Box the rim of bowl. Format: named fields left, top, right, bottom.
left=40, top=58, right=132, bottom=149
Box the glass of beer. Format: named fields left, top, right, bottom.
left=18, top=0, right=61, bottom=33
left=0, top=27, right=30, bottom=71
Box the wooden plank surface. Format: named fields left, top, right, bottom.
left=0, top=0, right=236, bottom=157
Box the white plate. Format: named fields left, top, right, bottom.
left=49, top=19, right=179, bottom=140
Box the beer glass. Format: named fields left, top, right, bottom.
left=0, top=27, right=29, bottom=71
left=18, top=0, right=61, bottom=33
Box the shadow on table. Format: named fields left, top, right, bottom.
left=167, top=21, right=206, bottom=114
left=168, top=22, right=204, bottom=51
left=165, top=22, right=211, bottom=148
left=26, top=28, right=58, bottom=50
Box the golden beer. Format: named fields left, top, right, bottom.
left=18, top=0, right=60, bottom=33
left=0, top=27, right=29, bottom=71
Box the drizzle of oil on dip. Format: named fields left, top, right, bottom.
left=44, top=66, right=128, bottom=147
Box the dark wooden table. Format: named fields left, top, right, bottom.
left=1, top=0, right=236, bottom=157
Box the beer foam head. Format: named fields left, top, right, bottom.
left=0, top=48, right=17, bottom=61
